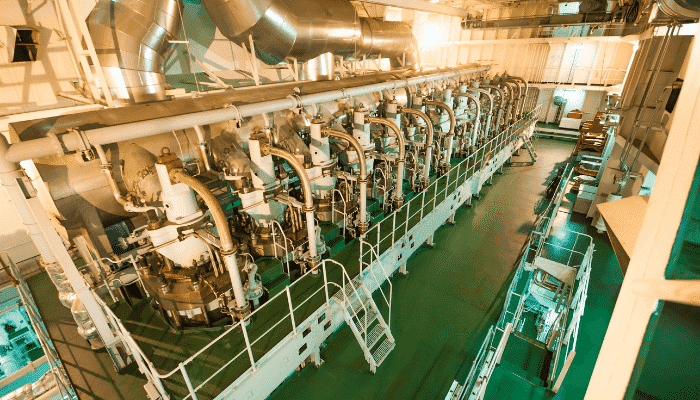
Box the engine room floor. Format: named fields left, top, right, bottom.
left=26, top=138, right=623, bottom=400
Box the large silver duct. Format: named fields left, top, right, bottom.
left=87, top=0, right=182, bottom=106
left=201, top=0, right=418, bottom=68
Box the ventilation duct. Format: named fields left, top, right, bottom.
left=86, top=0, right=182, bottom=106
left=656, top=0, right=700, bottom=19
left=200, top=0, right=418, bottom=69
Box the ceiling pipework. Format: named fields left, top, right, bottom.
left=200, top=0, right=418, bottom=69
left=86, top=0, right=183, bottom=106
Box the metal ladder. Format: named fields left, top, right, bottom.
left=521, top=135, right=538, bottom=163
left=332, top=277, right=395, bottom=373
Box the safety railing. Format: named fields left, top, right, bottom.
left=1, top=253, right=76, bottom=400
left=89, top=108, right=540, bottom=400
left=358, top=239, right=393, bottom=328
left=359, top=109, right=541, bottom=270
left=331, top=188, right=348, bottom=238
left=270, top=220, right=291, bottom=275
left=91, top=258, right=384, bottom=400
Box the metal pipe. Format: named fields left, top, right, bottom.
left=482, top=84, right=505, bottom=130
left=497, top=81, right=514, bottom=123
left=365, top=117, right=406, bottom=207
left=424, top=100, right=455, bottom=163
left=201, top=0, right=418, bottom=67
left=94, top=144, right=127, bottom=206
left=399, top=108, right=436, bottom=185
left=510, top=77, right=529, bottom=117
left=505, top=79, right=522, bottom=119
left=193, top=125, right=212, bottom=171
left=322, top=128, right=368, bottom=233
left=5, top=67, right=490, bottom=164
left=259, top=144, right=319, bottom=265
left=454, top=93, right=481, bottom=148
left=86, top=0, right=182, bottom=105
left=471, top=88, right=494, bottom=137
left=168, top=169, right=248, bottom=314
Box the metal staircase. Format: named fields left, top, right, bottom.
left=332, top=277, right=395, bottom=373
left=521, top=135, right=538, bottom=163
left=333, top=239, right=396, bottom=373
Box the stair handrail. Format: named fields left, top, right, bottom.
left=358, top=238, right=393, bottom=328
left=330, top=188, right=348, bottom=237
left=270, top=219, right=291, bottom=275
left=323, top=259, right=372, bottom=348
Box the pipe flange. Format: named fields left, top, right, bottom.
left=232, top=302, right=251, bottom=321
left=302, top=205, right=316, bottom=213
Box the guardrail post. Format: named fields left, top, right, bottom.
left=241, top=320, right=257, bottom=372
left=323, top=261, right=330, bottom=307
left=391, top=212, right=396, bottom=248
left=179, top=363, right=199, bottom=400
left=286, top=286, right=297, bottom=335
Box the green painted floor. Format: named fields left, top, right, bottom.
left=265, top=138, right=623, bottom=400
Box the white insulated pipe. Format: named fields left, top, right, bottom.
left=322, top=128, right=368, bottom=233
left=471, top=88, right=494, bottom=138
left=259, top=144, right=319, bottom=265
left=4, top=66, right=490, bottom=164
left=169, top=169, right=248, bottom=313
left=455, top=93, right=481, bottom=148
left=424, top=100, right=455, bottom=164
left=365, top=116, right=406, bottom=207
left=399, top=107, right=436, bottom=183
left=482, top=84, right=505, bottom=131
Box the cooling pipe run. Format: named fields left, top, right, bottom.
left=259, top=144, right=320, bottom=269
left=86, top=0, right=182, bottom=105
left=471, top=88, right=494, bottom=138
left=424, top=100, right=455, bottom=164
left=455, top=93, right=481, bottom=149
left=365, top=117, right=406, bottom=207
left=201, top=0, right=418, bottom=68
left=169, top=169, right=249, bottom=316
left=322, top=128, right=369, bottom=234
left=399, top=107, right=436, bottom=188
left=481, top=84, right=505, bottom=130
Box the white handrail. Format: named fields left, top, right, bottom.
left=331, top=188, right=348, bottom=237
left=358, top=239, right=393, bottom=328
left=270, top=219, right=291, bottom=275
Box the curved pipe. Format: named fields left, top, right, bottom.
left=505, top=78, right=523, bottom=119
left=322, top=128, right=368, bottom=233
left=510, top=77, right=529, bottom=117
left=93, top=144, right=127, bottom=206
left=472, top=88, right=494, bottom=138
left=497, top=81, right=515, bottom=123
left=169, top=169, right=248, bottom=313
left=455, top=93, right=481, bottom=148
left=482, top=84, right=505, bottom=130
left=399, top=107, right=436, bottom=183
left=424, top=100, right=456, bottom=164
left=365, top=116, right=406, bottom=206
left=201, top=0, right=418, bottom=67
left=87, top=0, right=182, bottom=105
left=259, top=143, right=319, bottom=265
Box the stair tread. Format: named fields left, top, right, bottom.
left=372, top=338, right=395, bottom=367
left=366, top=322, right=386, bottom=349
left=353, top=308, right=378, bottom=332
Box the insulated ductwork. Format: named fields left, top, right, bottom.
left=87, top=0, right=182, bottom=106
left=201, top=0, right=418, bottom=68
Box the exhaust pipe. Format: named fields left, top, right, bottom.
left=201, top=0, right=418, bottom=68
left=87, top=0, right=182, bottom=106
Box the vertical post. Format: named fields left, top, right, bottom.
left=286, top=286, right=297, bottom=335
left=241, top=320, right=256, bottom=372
left=420, top=191, right=426, bottom=221
left=376, top=224, right=381, bottom=260
left=179, top=363, right=199, bottom=400
left=391, top=212, right=396, bottom=249
left=322, top=262, right=329, bottom=307
left=553, top=351, right=577, bottom=392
